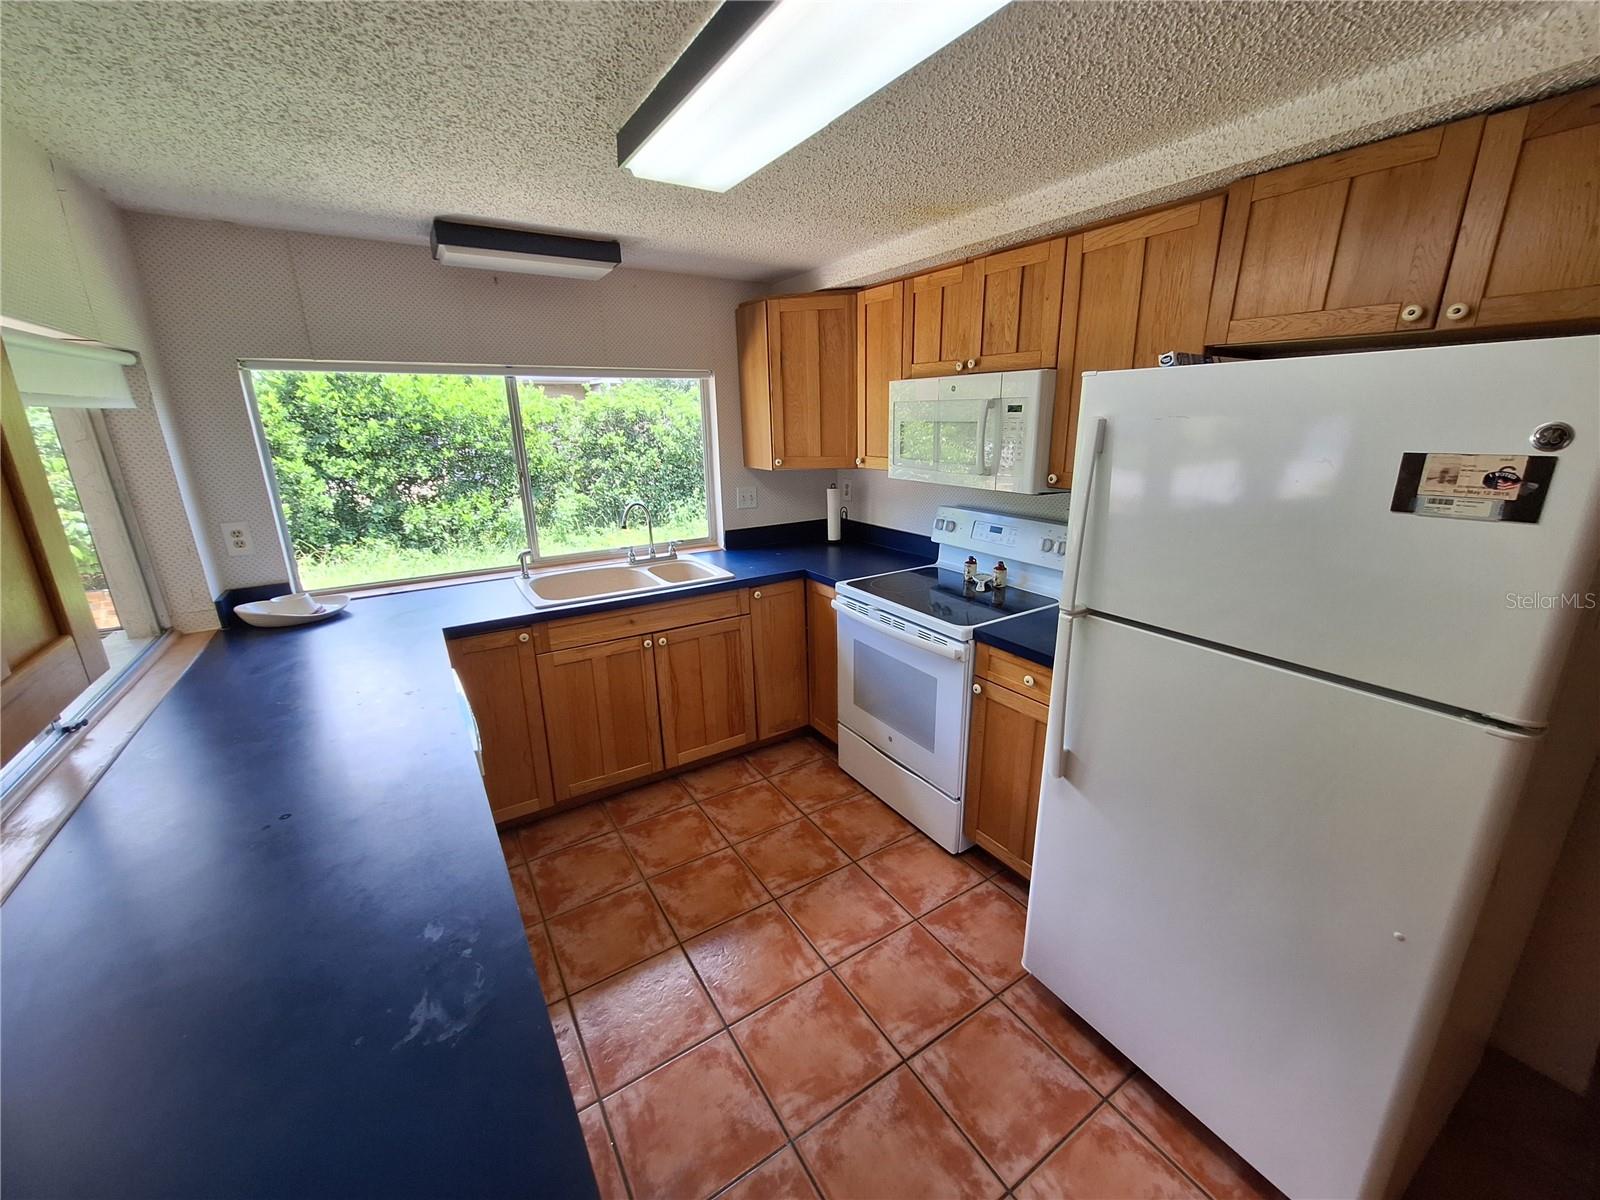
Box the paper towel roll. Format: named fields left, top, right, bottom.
left=827, top=484, right=843, bottom=542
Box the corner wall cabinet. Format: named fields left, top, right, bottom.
left=1049, top=197, right=1225, bottom=487
left=737, top=293, right=856, bottom=469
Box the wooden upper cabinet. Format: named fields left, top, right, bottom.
left=537, top=634, right=664, bottom=800
left=855, top=281, right=903, bottom=469
left=967, top=239, right=1065, bottom=372
left=903, top=242, right=1066, bottom=378
left=750, top=580, right=810, bottom=739
left=1439, top=85, right=1600, bottom=332
left=2, top=348, right=110, bottom=764
left=903, top=263, right=974, bottom=377
left=653, top=615, right=757, bottom=769
left=736, top=294, right=856, bottom=470
left=1207, top=117, right=1485, bottom=345
left=805, top=581, right=838, bottom=741
left=447, top=629, right=555, bottom=823
left=1050, top=198, right=1225, bottom=488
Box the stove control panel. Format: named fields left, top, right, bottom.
left=930, top=505, right=1071, bottom=584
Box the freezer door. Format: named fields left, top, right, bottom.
left=1065, top=336, right=1600, bottom=725
left=1024, top=616, right=1536, bottom=1200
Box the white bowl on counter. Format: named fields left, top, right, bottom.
left=233, top=592, right=350, bottom=628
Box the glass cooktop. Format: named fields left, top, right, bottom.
left=844, top=566, right=1057, bottom=628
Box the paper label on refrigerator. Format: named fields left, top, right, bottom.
left=1391, top=453, right=1557, bottom=523
left=1416, top=453, right=1530, bottom=500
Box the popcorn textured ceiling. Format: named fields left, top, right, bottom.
left=2, top=1, right=1596, bottom=286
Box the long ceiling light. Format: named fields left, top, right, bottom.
left=431, top=220, right=622, bottom=279
left=618, top=0, right=1010, bottom=193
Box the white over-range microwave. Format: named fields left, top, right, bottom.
left=887, top=369, right=1057, bottom=492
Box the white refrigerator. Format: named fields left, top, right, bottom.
left=1024, top=336, right=1600, bottom=1200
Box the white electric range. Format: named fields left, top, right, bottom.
left=833, top=506, right=1068, bottom=852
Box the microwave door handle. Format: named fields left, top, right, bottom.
left=978, top=398, right=995, bottom=476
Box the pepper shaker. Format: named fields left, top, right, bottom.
left=963, top=556, right=978, bottom=584
left=993, top=561, right=1008, bottom=589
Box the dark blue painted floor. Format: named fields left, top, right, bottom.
left=0, top=540, right=940, bottom=1199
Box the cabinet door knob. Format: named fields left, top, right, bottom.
left=644, top=638, right=653, bottom=648
left=854, top=457, right=863, bottom=466
left=966, top=358, right=976, bottom=369
left=972, top=683, right=982, bottom=695
left=657, top=635, right=667, bottom=646
left=1023, top=674, right=1035, bottom=687
left=1046, top=473, right=1059, bottom=485
left=518, top=632, right=530, bottom=643
left=1444, top=302, right=1471, bottom=321
left=773, top=457, right=784, bottom=466
left=953, top=362, right=964, bottom=372
left=1399, top=303, right=1426, bottom=323
left=753, top=590, right=762, bottom=599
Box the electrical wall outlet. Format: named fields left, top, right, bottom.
left=735, top=487, right=758, bottom=510
left=841, top=480, right=852, bottom=500
left=222, top=522, right=253, bottom=557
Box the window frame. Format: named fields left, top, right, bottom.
left=239, top=360, right=720, bottom=594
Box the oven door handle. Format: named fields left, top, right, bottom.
left=831, top=599, right=968, bottom=662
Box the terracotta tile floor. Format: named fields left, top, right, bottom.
left=510, top=735, right=1287, bottom=1200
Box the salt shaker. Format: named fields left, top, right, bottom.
left=963, top=556, right=978, bottom=584
left=993, top=561, right=1008, bottom=589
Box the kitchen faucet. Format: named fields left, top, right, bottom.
left=622, top=501, right=676, bottom=564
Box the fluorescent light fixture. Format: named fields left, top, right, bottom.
left=619, top=0, right=1009, bottom=192
left=430, top=220, right=621, bottom=280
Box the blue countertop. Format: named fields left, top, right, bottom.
left=975, top=606, right=1059, bottom=668
left=0, top=538, right=927, bottom=1198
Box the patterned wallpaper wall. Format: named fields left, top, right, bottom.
left=124, top=214, right=837, bottom=591
left=0, top=124, right=220, bottom=632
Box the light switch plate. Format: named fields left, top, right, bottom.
left=735, top=487, right=757, bottom=510
left=222, top=522, right=253, bottom=556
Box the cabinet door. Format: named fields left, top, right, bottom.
left=751, top=581, right=810, bottom=739
left=736, top=299, right=775, bottom=469
left=537, top=635, right=664, bottom=800
left=1049, top=197, right=1225, bottom=488
left=654, top=615, right=758, bottom=768
left=1207, top=117, right=1484, bottom=345
left=1439, top=85, right=1600, bottom=332
left=968, top=239, right=1065, bottom=373
left=448, top=629, right=556, bottom=822
left=855, top=281, right=903, bottom=469
left=806, top=581, right=838, bottom=741
left=768, top=294, right=856, bottom=469
left=963, top=679, right=1048, bottom=877
left=903, top=263, right=975, bottom=378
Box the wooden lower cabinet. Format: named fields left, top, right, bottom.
left=806, top=581, right=838, bottom=740
left=964, top=668, right=1049, bottom=878
left=750, top=581, right=810, bottom=738
left=654, top=615, right=758, bottom=768
left=537, top=634, right=664, bottom=801
left=446, top=629, right=556, bottom=822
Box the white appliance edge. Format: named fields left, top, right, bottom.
left=1026, top=336, right=1600, bottom=1199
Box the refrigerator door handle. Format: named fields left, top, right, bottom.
left=1051, top=417, right=1107, bottom=774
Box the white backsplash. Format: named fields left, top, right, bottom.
left=836, top=469, right=1071, bottom=538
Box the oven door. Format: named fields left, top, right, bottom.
left=832, top=598, right=971, bottom=797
